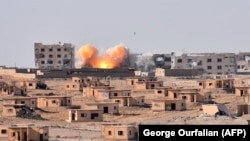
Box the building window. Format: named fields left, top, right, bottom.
left=29, top=83, right=33, bottom=86
left=197, top=61, right=202, bottom=66
left=157, top=90, right=162, bottom=94
left=49, top=54, right=53, bottom=58
left=44, top=133, right=47, bottom=136
left=7, top=109, right=13, bottom=113
left=114, top=106, right=116, bottom=110
left=199, top=82, right=202, bottom=86
left=57, top=48, right=61, bottom=51
left=32, top=101, right=35, bottom=104
left=12, top=132, right=15, bottom=137
left=174, top=93, right=177, bottom=98
left=115, top=100, right=120, bottom=103
left=187, top=59, right=192, bottom=63
left=41, top=61, right=45, bottom=64
left=52, top=100, right=56, bottom=104
left=40, top=48, right=45, bottom=52
left=57, top=54, right=61, bottom=58
left=64, top=48, right=67, bottom=51
left=1, top=129, right=7, bottom=134
left=49, top=48, right=53, bottom=52
left=68, top=100, right=71, bottom=103
left=129, top=130, right=132, bottom=135
left=81, top=113, right=85, bottom=117
left=114, top=93, right=117, bottom=96
left=64, top=54, right=68, bottom=58
left=207, top=58, right=212, bottom=62
left=217, top=66, right=222, bottom=70
left=207, top=66, right=212, bottom=70
left=217, top=58, right=222, bottom=62
left=118, top=131, right=123, bottom=136
left=108, top=131, right=112, bottom=135
left=177, top=59, right=182, bottom=63
left=21, top=101, right=25, bottom=104
left=182, top=96, right=187, bottom=99
left=48, top=60, right=53, bottom=64
left=58, top=60, right=61, bottom=64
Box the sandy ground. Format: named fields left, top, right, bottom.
left=0, top=75, right=250, bottom=140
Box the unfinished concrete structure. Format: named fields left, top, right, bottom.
left=34, top=42, right=75, bottom=69
left=85, top=101, right=119, bottom=114
left=234, top=86, right=250, bottom=96
left=85, top=86, right=145, bottom=107
left=0, top=124, right=49, bottom=141
left=197, top=78, right=235, bottom=90
left=84, top=85, right=114, bottom=99
left=64, top=82, right=84, bottom=91
left=126, top=76, right=158, bottom=87
left=67, top=106, right=103, bottom=122
left=3, top=97, right=37, bottom=108
left=19, top=80, right=47, bottom=90
left=154, top=87, right=211, bottom=103
left=0, top=82, right=27, bottom=96
left=64, top=76, right=101, bottom=91
left=101, top=122, right=138, bottom=141
left=37, top=96, right=72, bottom=108
left=152, top=98, right=186, bottom=112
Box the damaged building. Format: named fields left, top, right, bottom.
left=34, top=42, right=75, bottom=69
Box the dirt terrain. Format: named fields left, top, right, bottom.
left=0, top=76, right=249, bottom=141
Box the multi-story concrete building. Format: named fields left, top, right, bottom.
left=34, top=42, right=75, bottom=69
left=235, top=52, right=250, bottom=73
left=172, top=53, right=236, bottom=75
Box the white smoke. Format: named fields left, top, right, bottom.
left=133, top=53, right=156, bottom=72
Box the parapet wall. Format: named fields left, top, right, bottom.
left=0, top=68, right=35, bottom=79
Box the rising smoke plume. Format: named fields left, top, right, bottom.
left=76, top=44, right=128, bottom=69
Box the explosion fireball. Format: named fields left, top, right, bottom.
left=77, top=44, right=128, bottom=69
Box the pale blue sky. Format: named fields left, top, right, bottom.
left=1, top=0, right=250, bottom=68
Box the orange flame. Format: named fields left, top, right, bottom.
left=77, top=44, right=128, bottom=69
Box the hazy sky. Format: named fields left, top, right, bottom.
left=1, top=0, right=250, bottom=68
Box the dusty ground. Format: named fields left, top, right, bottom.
left=0, top=75, right=250, bottom=141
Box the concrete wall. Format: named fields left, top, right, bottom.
left=3, top=98, right=37, bottom=108
left=0, top=69, right=35, bottom=79
left=102, top=125, right=138, bottom=140
left=37, top=97, right=71, bottom=108
left=68, top=109, right=103, bottom=122
left=152, top=99, right=185, bottom=111
left=85, top=103, right=119, bottom=114
left=235, top=87, right=250, bottom=96
left=65, top=82, right=83, bottom=91
left=2, top=106, right=16, bottom=117
left=8, top=126, right=49, bottom=141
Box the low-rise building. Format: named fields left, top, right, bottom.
left=0, top=84, right=27, bottom=96
left=154, top=87, right=211, bottom=103
left=197, top=78, right=234, bottom=90
left=0, top=124, right=49, bottom=141
left=152, top=98, right=186, bottom=112
left=3, top=97, right=37, bottom=108
left=101, top=122, right=138, bottom=141
left=37, top=96, right=72, bottom=108
left=85, top=101, right=119, bottom=114
left=66, top=106, right=103, bottom=122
